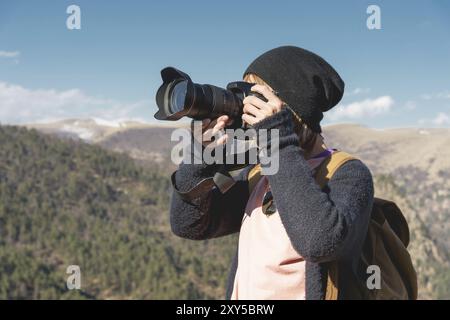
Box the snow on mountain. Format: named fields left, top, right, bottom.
left=25, top=118, right=152, bottom=142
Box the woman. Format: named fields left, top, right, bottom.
left=170, top=46, right=374, bottom=300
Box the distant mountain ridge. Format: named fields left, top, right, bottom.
left=323, top=124, right=450, bottom=179
left=25, top=118, right=187, bottom=143
left=26, top=119, right=450, bottom=174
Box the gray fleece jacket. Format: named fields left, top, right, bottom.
left=169, top=108, right=374, bottom=300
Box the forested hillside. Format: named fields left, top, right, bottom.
left=0, top=126, right=236, bottom=299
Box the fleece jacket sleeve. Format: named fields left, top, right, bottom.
left=169, top=147, right=250, bottom=240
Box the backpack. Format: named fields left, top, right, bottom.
left=247, top=150, right=418, bottom=300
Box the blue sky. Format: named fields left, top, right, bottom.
left=0, top=0, right=449, bottom=128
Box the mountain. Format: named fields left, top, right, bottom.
left=25, top=118, right=185, bottom=144
left=323, top=124, right=450, bottom=179
left=10, top=121, right=450, bottom=299
left=26, top=119, right=186, bottom=172
left=29, top=119, right=450, bottom=177
left=98, top=127, right=178, bottom=170
left=0, top=125, right=236, bottom=299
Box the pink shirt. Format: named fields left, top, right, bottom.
left=231, top=150, right=334, bottom=300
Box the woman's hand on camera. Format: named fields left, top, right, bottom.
left=242, top=84, right=284, bottom=126
left=201, top=115, right=233, bottom=147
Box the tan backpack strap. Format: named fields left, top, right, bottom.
left=325, top=263, right=339, bottom=300
left=315, top=151, right=357, bottom=189
left=248, top=151, right=357, bottom=196
left=247, top=164, right=262, bottom=195
left=316, top=151, right=358, bottom=300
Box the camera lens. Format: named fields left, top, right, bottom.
left=169, top=80, right=188, bottom=114
left=155, top=67, right=247, bottom=125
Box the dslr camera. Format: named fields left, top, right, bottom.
left=154, top=67, right=266, bottom=128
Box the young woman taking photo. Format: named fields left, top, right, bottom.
left=170, top=46, right=375, bottom=300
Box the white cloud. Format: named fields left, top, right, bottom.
left=327, top=96, right=394, bottom=121
left=0, top=50, right=20, bottom=58
left=418, top=112, right=450, bottom=127
left=344, top=87, right=371, bottom=97
left=0, top=81, right=152, bottom=124
left=432, top=112, right=450, bottom=126
left=420, top=91, right=450, bottom=100
left=404, top=101, right=417, bottom=110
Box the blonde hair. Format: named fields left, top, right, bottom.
left=243, top=73, right=319, bottom=152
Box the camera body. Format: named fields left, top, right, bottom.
left=155, top=67, right=266, bottom=128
